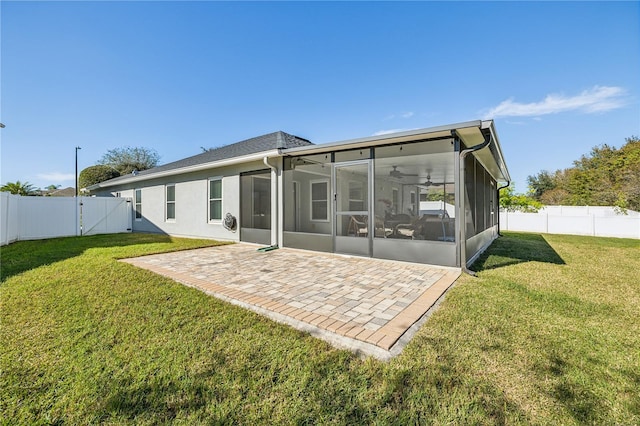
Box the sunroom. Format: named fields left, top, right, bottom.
left=280, top=120, right=510, bottom=268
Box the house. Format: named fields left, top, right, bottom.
left=45, top=187, right=76, bottom=197
left=88, top=120, right=510, bottom=269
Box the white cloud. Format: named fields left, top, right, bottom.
left=482, top=86, right=627, bottom=119
left=372, top=128, right=416, bottom=136
left=37, top=172, right=75, bottom=182
left=384, top=111, right=415, bottom=120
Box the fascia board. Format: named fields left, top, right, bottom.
left=483, top=120, right=511, bottom=182
left=282, top=120, right=482, bottom=156
left=454, top=120, right=510, bottom=184
left=88, top=150, right=281, bottom=190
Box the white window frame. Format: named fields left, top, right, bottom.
left=134, top=189, right=142, bottom=221
left=310, top=179, right=329, bottom=222
left=410, top=190, right=416, bottom=214
left=165, top=184, right=176, bottom=222
left=392, top=187, right=399, bottom=215
left=293, top=180, right=301, bottom=231
left=348, top=180, right=365, bottom=212
left=208, top=177, right=223, bottom=223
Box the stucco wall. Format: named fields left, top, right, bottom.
left=95, top=160, right=269, bottom=241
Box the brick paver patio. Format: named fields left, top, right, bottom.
left=122, top=244, right=460, bottom=359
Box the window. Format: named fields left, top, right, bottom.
left=409, top=191, right=416, bottom=215
left=134, top=189, right=142, bottom=220
left=240, top=172, right=271, bottom=230
left=209, top=178, right=222, bottom=221
left=166, top=184, right=175, bottom=221
left=283, top=154, right=332, bottom=237
left=310, top=180, right=329, bottom=221
left=292, top=181, right=300, bottom=231
left=348, top=181, right=365, bottom=211
left=392, top=188, right=399, bottom=215
left=374, top=138, right=456, bottom=242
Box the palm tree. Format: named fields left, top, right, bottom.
left=0, top=181, right=38, bottom=196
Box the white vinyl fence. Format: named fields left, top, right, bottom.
left=499, top=206, right=640, bottom=239
left=1, top=193, right=132, bottom=246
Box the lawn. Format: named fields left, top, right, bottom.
left=1, top=232, right=638, bottom=424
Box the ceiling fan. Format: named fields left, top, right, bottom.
left=420, top=175, right=445, bottom=187
left=389, top=165, right=418, bottom=179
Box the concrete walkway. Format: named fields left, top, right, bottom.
left=121, top=244, right=460, bottom=360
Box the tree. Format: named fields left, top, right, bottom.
left=45, top=184, right=61, bottom=191
left=540, top=188, right=571, bottom=205
left=79, top=165, right=121, bottom=189
left=527, top=136, right=640, bottom=212
left=98, top=147, right=160, bottom=175
left=527, top=170, right=557, bottom=201
left=616, top=136, right=640, bottom=211
left=499, top=183, right=542, bottom=212
left=0, top=181, right=38, bottom=196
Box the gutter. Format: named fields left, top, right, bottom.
left=263, top=156, right=278, bottom=247
left=480, top=120, right=511, bottom=237
left=87, top=149, right=281, bottom=191
left=481, top=120, right=511, bottom=183
left=496, top=181, right=510, bottom=236
left=458, top=129, right=493, bottom=276
left=283, top=120, right=483, bottom=157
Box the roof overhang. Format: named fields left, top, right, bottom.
left=283, top=120, right=482, bottom=156
left=283, top=120, right=510, bottom=184
left=88, top=120, right=510, bottom=191
left=476, top=120, right=510, bottom=183
left=87, top=149, right=281, bottom=191
left=453, top=120, right=511, bottom=183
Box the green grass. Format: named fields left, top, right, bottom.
left=1, top=232, right=639, bottom=424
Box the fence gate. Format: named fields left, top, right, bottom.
left=81, top=197, right=133, bottom=236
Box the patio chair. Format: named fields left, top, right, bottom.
left=390, top=214, right=417, bottom=239
left=348, top=215, right=368, bottom=237
left=374, top=216, right=394, bottom=238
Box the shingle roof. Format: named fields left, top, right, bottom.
left=48, top=187, right=76, bottom=197
left=98, top=131, right=313, bottom=186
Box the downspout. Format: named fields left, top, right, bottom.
left=263, top=156, right=278, bottom=247
left=458, top=130, right=493, bottom=276
left=496, top=181, right=510, bottom=236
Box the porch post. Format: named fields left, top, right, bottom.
left=276, top=157, right=284, bottom=247
left=263, top=156, right=279, bottom=247
left=453, top=135, right=462, bottom=268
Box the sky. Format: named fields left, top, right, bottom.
left=1, top=1, right=639, bottom=193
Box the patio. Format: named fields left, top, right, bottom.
left=122, top=244, right=460, bottom=360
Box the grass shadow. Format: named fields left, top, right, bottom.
left=0, top=233, right=173, bottom=282
left=535, top=351, right=610, bottom=424
left=472, top=232, right=565, bottom=272
left=100, top=378, right=214, bottom=424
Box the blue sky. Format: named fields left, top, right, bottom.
left=1, top=1, right=638, bottom=193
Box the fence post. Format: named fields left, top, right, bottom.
left=126, top=198, right=133, bottom=232
left=75, top=197, right=79, bottom=236
left=545, top=212, right=549, bottom=234
left=76, top=196, right=84, bottom=237
left=1, top=193, right=8, bottom=245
